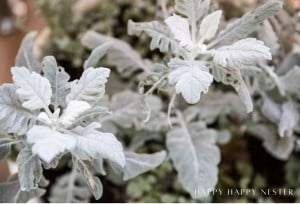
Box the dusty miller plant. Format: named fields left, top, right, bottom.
left=2, top=0, right=298, bottom=202
left=79, top=0, right=286, bottom=200
left=0, top=32, right=166, bottom=202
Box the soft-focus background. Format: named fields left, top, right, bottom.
left=0, top=0, right=299, bottom=202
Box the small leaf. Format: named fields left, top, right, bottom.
left=42, top=56, right=71, bottom=108
left=278, top=66, right=300, bottom=95
left=66, top=68, right=110, bottom=104
left=82, top=31, right=146, bottom=77
left=16, top=148, right=43, bottom=191
left=175, top=0, right=205, bottom=24
left=27, top=126, right=75, bottom=163
left=73, top=157, right=103, bottom=200
left=73, top=123, right=125, bottom=167
left=168, top=58, right=213, bottom=104
left=15, top=32, right=40, bottom=73
left=11, top=67, right=52, bottom=111
left=165, top=14, right=192, bottom=48
left=60, top=100, right=91, bottom=128
left=128, top=20, right=178, bottom=53
left=212, top=38, right=271, bottom=68
left=0, top=84, right=37, bottom=135
left=279, top=101, right=299, bottom=138
left=199, top=10, right=222, bottom=41
left=123, top=151, right=167, bottom=180
left=210, top=64, right=253, bottom=112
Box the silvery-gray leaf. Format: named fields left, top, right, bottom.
left=248, top=125, right=295, bottom=160
left=279, top=101, right=299, bottom=138
left=73, top=122, right=125, bottom=167
left=0, top=181, right=20, bottom=203
left=49, top=170, right=92, bottom=203
left=15, top=31, right=40, bottom=73
left=66, top=68, right=110, bottom=104
left=27, top=125, right=75, bottom=164
left=257, top=20, right=280, bottom=55
left=123, top=151, right=166, bottom=180
left=208, top=0, right=282, bottom=48
left=175, top=0, right=205, bottom=24
left=128, top=20, right=178, bottom=53
left=42, top=56, right=71, bottom=108
left=16, top=187, right=46, bottom=203
left=261, top=95, right=281, bottom=123
left=168, top=58, right=213, bottom=104
left=199, top=10, right=222, bottom=41
left=278, top=66, right=300, bottom=95
left=212, top=38, right=271, bottom=68
left=0, top=84, right=37, bottom=135
left=16, top=148, right=43, bottom=191
left=72, top=157, right=103, bottom=200
left=108, top=90, right=162, bottom=128
left=11, top=67, right=52, bottom=111
left=210, top=64, right=253, bottom=112
left=167, top=115, right=220, bottom=199
left=82, top=31, right=146, bottom=77
left=71, top=106, right=110, bottom=128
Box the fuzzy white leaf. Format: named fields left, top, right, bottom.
left=0, top=84, right=37, bottom=135
left=200, top=10, right=222, bottom=41
left=66, top=68, right=110, bottom=104
left=212, top=38, right=271, bottom=68
left=168, top=58, right=213, bottom=104
left=60, top=100, right=91, bottom=128
left=42, top=56, right=71, bottom=108
left=27, top=126, right=75, bottom=163
left=167, top=119, right=220, bottom=199
left=11, top=67, right=52, bottom=110
left=279, top=101, right=299, bottom=138
left=17, top=148, right=43, bottom=191
left=175, top=0, right=206, bottom=24
left=123, top=151, right=166, bottom=180
left=73, top=123, right=125, bottom=168
left=128, top=20, right=178, bottom=53
left=165, top=14, right=192, bottom=48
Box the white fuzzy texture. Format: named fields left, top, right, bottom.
left=27, top=126, right=75, bottom=163
left=212, top=38, right=272, bottom=67
left=66, top=67, right=110, bottom=104
left=11, top=67, right=52, bottom=110
left=168, top=58, right=213, bottom=104
left=165, top=14, right=192, bottom=48
left=200, top=10, right=222, bottom=41
left=60, top=100, right=91, bottom=128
